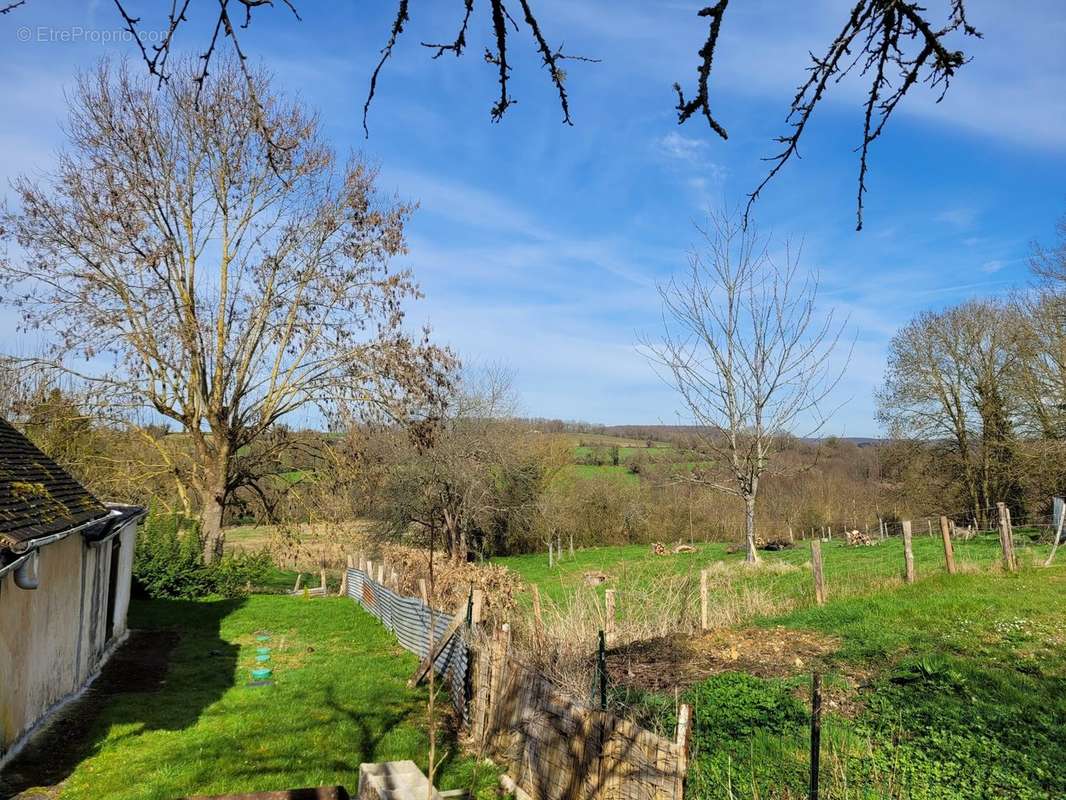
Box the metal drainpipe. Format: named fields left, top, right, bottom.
left=13, top=550, right=39, bottom=590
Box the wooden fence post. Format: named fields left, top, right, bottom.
left=699, top=569, right=709, bottom=631
left=902, top=521, right=915, bottom=584
left=377, top=565, right=385, bottom=585
left=547, top=540, right=554, bottom=568
left=675, top=703, right=692, bottom=800
left=939, top=516, right=957, bottom=574
left=997, top=502, right=1018, bottom=572
left=604, top=589, right=616, bottom=645
left=418, top=578, right=429, bottom=605
left=597, top=630, right=607, bottom=710
left=810, top=539, right=826, bottom=606
left=531, top=584, right=543, bottom=639
left=927, top=519, right=933, bottom=537
left=339, top=555, right=353, bottom=596
left=365, top=560, right=373, bottom=583
left=471, top=589, right=484, bottom=626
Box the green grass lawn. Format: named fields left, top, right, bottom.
left=55, top=595, right=496, bottom=800
left=683, top=565, right=1066, bottom=799
left=498, top=537, right=1066, bottom=799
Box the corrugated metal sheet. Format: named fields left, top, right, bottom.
left=346, top=568, right=470, bottom=718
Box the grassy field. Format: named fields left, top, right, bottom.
left=497, top=537, right=1066, bottom=799
left=46, top=595, right=496, bottom=800
left=497, top=532, right=1033, bottom=608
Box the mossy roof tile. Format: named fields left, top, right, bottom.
left=0, top=416, right=108, bottom=549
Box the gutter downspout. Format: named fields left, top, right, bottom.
left=0, top=551, right=32, bottom=581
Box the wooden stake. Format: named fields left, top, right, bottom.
left=408, top=602, right=468, bottom=688
left=418, top=578, right=429, bottom=605
left=293, top=573, right=303, bottom=592
left=604, top=589, right=616, bottom=645
left=365, top=560, right=373, bottom=582
left=377, top=564, right=385, bottom=584
left=928, top=519, right=933, bottom=537
left=996, top=502, right=1018, bottom=572
left=547, top=540, right=554, bottom=568
left=811, top=539, right=826, bottom=606
left=675, top=703, right=692, bottom=796
left=939, top=516, right=956, bottom=574
left=470, top=589, right=484, bottom=625
left=902, top=521, right=915, bottom=584
left=699, top=569, right=709, bottom=631
left=1044, top=506, right=1064, bottom=567
left=531, top=584, right=543, bottom=636
left=339, top=564, right=349, bottom=597
left=597, top=630, right=607, bottom=710
left=320, top=569, right=327, bottom=591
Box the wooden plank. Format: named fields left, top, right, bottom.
left=407, top=602, right=468, bottom=688
left=470, top=589, right=484, bottom=625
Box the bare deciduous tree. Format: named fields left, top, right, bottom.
left=643, top=211, right=848, bottom=562
left=1017, top=214, right=1066, bottom=439
left=878, top=299, right=1023, bottom=527
left=1, top=1, right=983, bottom=229
left=0, top=58, right=451, bottom=562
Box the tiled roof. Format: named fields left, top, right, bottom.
left=0, top=417, right=108, bottom=549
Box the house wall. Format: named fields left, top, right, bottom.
left=0, top=517, right=138, bottom=764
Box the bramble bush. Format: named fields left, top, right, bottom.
left=133, top=509, right=271, bottom=599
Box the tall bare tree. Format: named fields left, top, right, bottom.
left=878, top=299, right=1022, bottom=526
left=644, top=211, right=848, bottom=562
left=1017, top=213, right=1066, bottom=439
left=0, top=58, right=451, bottom=561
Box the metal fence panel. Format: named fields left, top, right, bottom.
left=346, top=568, right=469, bottom=718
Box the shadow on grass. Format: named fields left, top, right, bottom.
left=0, top=597, right=243, bottom=798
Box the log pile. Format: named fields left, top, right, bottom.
left=844, top=529, right=875, bottom=546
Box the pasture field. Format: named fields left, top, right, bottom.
left=496, top=532, right=1040, bottom=610
left=496, top=537, right=1066, bottom=799
left=20, top=595, right=496, bottom=800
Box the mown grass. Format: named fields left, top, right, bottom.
left=56, top=595, right=497, bottom=800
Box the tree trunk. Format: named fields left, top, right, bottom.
left=198, top=473, right=228, bottom=564
left=197, top=445, right=231, bottom=564
left=744, top=494, right=759, bottom=563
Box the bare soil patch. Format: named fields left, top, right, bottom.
left=605, top=626, right=838, bottom=692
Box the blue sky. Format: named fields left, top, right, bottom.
left=1, top=1, right=1064, bottom=436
